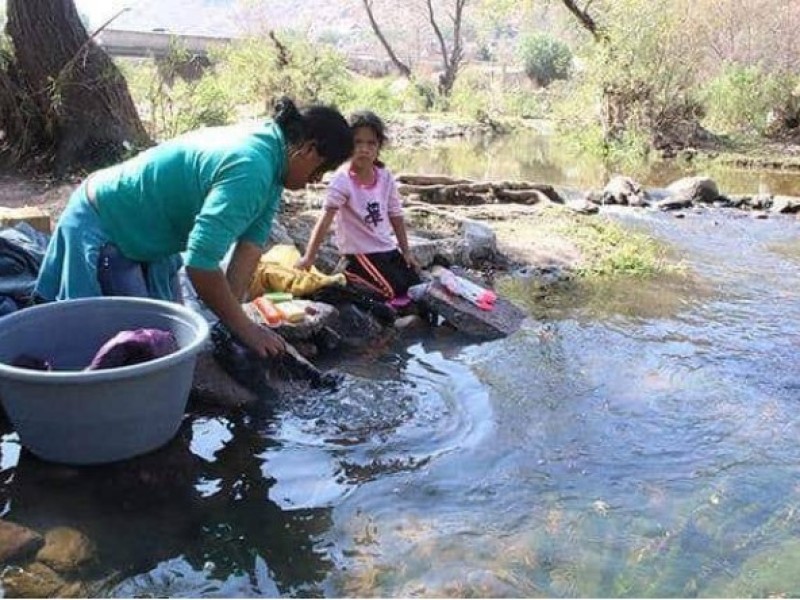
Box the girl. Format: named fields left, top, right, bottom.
left=35, top=97, right=353, bottom=358
left=296, top=110, right=420, bottom=302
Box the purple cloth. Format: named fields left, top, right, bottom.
left=86, top=328, right=179, bottom=371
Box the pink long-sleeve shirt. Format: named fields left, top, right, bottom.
left=323, top=164, right=404, bottom=255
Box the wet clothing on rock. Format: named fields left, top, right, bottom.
left=310, top=283, right=397, bottom=326
left=248, top=244, right=346, bottom=299
left=35, top=121, right=288, bottom=302
left=0, top=222, right=49, bottom=316
left=210, top=321, right=341, bottom=396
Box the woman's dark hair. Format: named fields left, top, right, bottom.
left=273, top=96, right=353, bottom=172
left=348, top=110, right=388, bottom=146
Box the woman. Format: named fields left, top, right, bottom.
left=35, top=97, right=353, bottom=358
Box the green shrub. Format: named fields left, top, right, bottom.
left=502, top=87, right=545, bottom=119
left=449, top=69, right=495, bottom=119
left=701, top=64, right=798, bottom=135
left=330, top=76, right=406, bottom=116
left=518, top=32, right=572, bottom=87
left=213, top=34, right=351, bottom=111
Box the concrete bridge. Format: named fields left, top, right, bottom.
left=96, top=28, right=398, bottom=79
left=96, top=28, right=233, bottom=59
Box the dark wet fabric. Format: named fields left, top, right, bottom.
left=86, top=329, right=179, bottom=371
left=0, top=223, right=49, bottom=314
left=310, top=283, right=396, bottom=326
left=210, top=322, right=341, bottom=395
left=210, top=321, right=271, bottom=396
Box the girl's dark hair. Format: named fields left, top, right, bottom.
left=349, top=110, right=387, bottom=167
left=348, top=110, right=388, bottom=146
left=273, top=96, right=353, bottom=172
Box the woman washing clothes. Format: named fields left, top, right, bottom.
left=35, top=97, right=353, bottom=358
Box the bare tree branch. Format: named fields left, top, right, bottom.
left=428, top=0, right=450, bottom=72
left=559, top=0, right=605, bottom=41
left=361, top=0, right=412, bottom=78
left=268, top=30, right=290, bottom=69
left=428, top=0, right=467, bottom=96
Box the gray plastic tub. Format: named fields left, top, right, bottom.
left=0, top=297, right=210, bottom=465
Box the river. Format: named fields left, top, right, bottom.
left=1, top=132, right=799, bottom=597
left=386, top=128, right=800, bottom=197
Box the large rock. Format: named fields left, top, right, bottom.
left=666, top=176, right=719, bottom=204
left=35, top=527, right=95, bottom=574
left=191, top=350, right=258, bottom=408
left=566, top=198, right=600, bottom=215
left=460, top=219, right=497, bottom=262
left=272, top=301, right=338, bottom=343
left=416, top=280, right=527, bottom=340
left=0, top=520, right=44, bottom=564
left=602, top=175, right=649, bottom=206
left=327, top=304, right=389, bottom=347
left=408, top=235, right=442, bottom=268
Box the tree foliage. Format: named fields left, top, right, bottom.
left=518, top=32, right=572, bottom=86
left=701, top=64, right=799, bottom=135
left=551, top=0, right=709, bottom=151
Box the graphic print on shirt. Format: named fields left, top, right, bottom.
left=363, top=199, right=383, bottom=227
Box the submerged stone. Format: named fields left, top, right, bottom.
left=36, top=527, right=96, bottom=574
left=0, top=519, right=44, bottom=564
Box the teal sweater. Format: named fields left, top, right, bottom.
left=92, top=122, right=287, bottom=270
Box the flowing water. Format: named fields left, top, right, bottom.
left=1, top=134, right=799, bottom=597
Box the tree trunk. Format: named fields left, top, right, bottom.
left=427, top=0, right=467, bottom=97
left=361, top=0, right=412, bottom=79
left=4, top=0, right=150, bottom=174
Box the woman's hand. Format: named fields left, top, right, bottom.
left=237, top=321, right=286, bottom=357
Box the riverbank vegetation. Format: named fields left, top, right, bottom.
left=1, top=0, right=798, bottom=173
left=113, top=0, right=798, bottom=167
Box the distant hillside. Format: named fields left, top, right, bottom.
left=113, top=0, right=534, bottom=64
left=115, top=0, right=368, bottom=42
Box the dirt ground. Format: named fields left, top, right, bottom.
left=0, top=168, right=78, bottom=218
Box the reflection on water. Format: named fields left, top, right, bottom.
left=1, top=193, right=800, bottom=596
left=386, top=129, right=800, bottom=196
left=321, top=211, right=800, bottom=598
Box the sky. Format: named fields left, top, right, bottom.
left=75, top=0, right=127, bottom=29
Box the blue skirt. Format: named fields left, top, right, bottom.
left=35, top=185, right=182, bottom=302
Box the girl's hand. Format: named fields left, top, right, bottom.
left=294, top=255, right=314, bottom=271
left=404, top=252, right=421, bottom=272
left=238, top=321, right=286, bottom=357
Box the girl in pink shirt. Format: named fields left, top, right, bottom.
left=297, top=111, right=421, bottom=301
